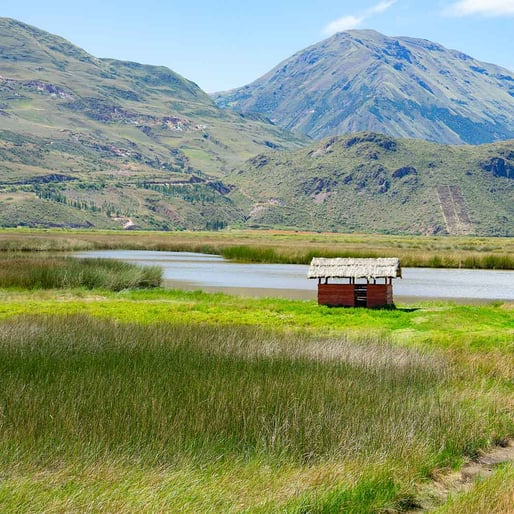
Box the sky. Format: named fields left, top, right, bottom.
left=2, top=0, right=514, bottom=92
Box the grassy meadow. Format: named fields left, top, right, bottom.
left=0, top=228, right=513, bottom=269
left=0, top=234, right=512, bottom=512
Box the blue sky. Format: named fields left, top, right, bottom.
left=2, top=0, right=514, bottom=92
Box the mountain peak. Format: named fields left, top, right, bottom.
left=335, top=28, right=387, bottom=39
left=214, top=32, right=514, bottom=144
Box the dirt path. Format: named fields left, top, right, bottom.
left=408, top=440, right=514, bottom=512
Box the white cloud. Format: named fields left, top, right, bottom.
left=323, top=15, right=365, bottom=35
left=446, top=0, right=514, bottom=16
left=322, top=1, right=397, bottom=36
left=366, top=0, right=398, bottom=15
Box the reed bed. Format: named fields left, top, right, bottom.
left=0, top=256, right=162, bottom=290
left=0, top=314, right=511, bottom=512
left=220, top=245, right=514, bottom=269
left=0, top=229, right=512, bottom=269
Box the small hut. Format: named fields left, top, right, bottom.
left=308, top=257, right=401, bottom=308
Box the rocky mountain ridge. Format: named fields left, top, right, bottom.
left=214, top=30, right=514, bottom=145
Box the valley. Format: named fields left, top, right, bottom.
left=1, top=10, right=513, bottom=514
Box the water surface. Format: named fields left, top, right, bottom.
left=74, top=250, right=514, bottom=302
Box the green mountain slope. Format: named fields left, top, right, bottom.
left=231, top=133, right=514, bottom=236
left=1, top=19, right=512, bottom=235
left=0, top=18, right=305, bottom=229
left=214, top=30, right=514, bottom=145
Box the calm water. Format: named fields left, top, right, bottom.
left=74, top=250, right=514, bottom=301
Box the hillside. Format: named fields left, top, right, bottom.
left=0, top=18, right=305, bottom=230
left=214, top=30, right=514, bottom=145
left=231, top=132, right=514, bottom=236
left=1, top=19, right=512, bottom=235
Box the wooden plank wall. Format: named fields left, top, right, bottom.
left=318, top=284, right=355, bottom=306
left=317, top=284, right=393, bottom=307
left=367, top=284, right=393, bottom=307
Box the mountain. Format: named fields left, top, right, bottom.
left=1, top=20, right=512, bottom=236
left=0, top=18, right=305, bottom=230
left=213, top=30, right=514, bottom=145
left=230, top=132, right=514, bottom=236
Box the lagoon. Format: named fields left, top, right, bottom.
left=74, top=250, right=514, bottom=302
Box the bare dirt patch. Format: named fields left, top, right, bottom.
left=409, top=440, right=514, bottom=512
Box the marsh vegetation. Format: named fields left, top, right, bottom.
left=0, top=229, right=513, bottom=269
left=0, top=232, right=512, bottom=512
left=0, top=255, right=162, bottom=290
left=0, top=313, right=512, bottom=512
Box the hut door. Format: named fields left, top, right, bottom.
left=354, top=284, right=367, bottom=307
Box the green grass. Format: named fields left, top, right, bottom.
left=0, top=316, right=454, bottom=465
left=0, top=287, right=510, bottom=342
left=0, top=255, right=162, bottom=290
left=0, top=313, right=511, bottom=512
left=220, top=244, right=514, bottom=269
left=0, top=247, right=512, bottom=511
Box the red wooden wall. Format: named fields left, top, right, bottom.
left=318, top=284, right=355, bottom=307
left=317, top=283, right=393, bottom=307
left=366, top=284, right=393, bottom=308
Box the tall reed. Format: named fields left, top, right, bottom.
left=0, top=315, right=506, bottom=469
left=220, top=245, right=514, bottom=269
left=0, top=256, right=162, bottom=290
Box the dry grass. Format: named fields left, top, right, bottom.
left=430, top=464, right=514, bottom=514
left=0, top=228, right=512, bottom=269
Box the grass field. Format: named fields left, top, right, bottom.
left=0, top=228, right=513, bottom=269
left=0, top=271, right=513, bottom=512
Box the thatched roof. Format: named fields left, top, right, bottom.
left=308, top=258, right=401, bottom=279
